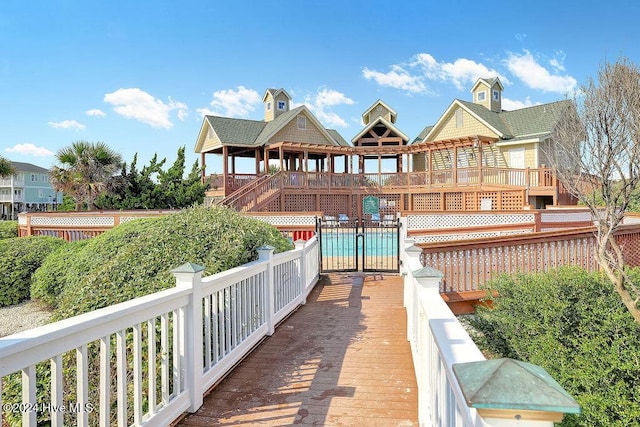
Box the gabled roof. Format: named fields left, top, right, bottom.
left=362, top=99, right=397, bottom=124
left=11, top=161, right=50, bottom=173
left=351, top=116, right=409, bottom=144
left=195, top=105, right=346, bottom=152
left=471, top=77, right=504, bottom=93
left=262, top=88, right=292, bottom=102
left=424, top=98, right=572, bottom=143
left=327, top=129, right=350, bottom=147
left=411, top=125, right=434, bottom=145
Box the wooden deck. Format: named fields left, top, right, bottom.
left=175, top=274, right=418, bottom=426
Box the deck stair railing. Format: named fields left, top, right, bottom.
left=0, top=238, right=319, bottom=427
left=220, top=172, right=284, bottom=212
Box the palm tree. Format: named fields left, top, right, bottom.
left=50, top=141, right=123, bottom=210
left=0, top=156, right=14, bottom=177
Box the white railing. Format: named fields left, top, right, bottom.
left=0, top=238, right=319, bottom=427
left=403, top=243, right=486, bottom=427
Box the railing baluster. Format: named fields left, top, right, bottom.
left=22, top=365, right=36, bottom=426
left=133, top=323, right=143, bottom=425
left=77, top=344, right=89, bottom=426
left=116, top=329, right=127, bottom=426
left=147, top=319, right=157, bottom=417
left=51, top=354, right=64, bottom=427
left=204, top=295, right=212, bottom=369
left=160, top=313, right=169, bottom=405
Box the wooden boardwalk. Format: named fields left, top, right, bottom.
left=176, top=274, right=418, bottom=426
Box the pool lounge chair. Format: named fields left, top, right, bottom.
left=381, top=214, right=395, bottom=227
left=323, top=215, right=338, bottom=227
left=338, top=214, right=349, bottom=226
left=371, top=213, right=381, bottom=226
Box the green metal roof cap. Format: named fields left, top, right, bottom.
left=413, top=266, right=444, bottom=278
left=171, top=263, right=206, bottom=274
left=452, top=358, right=581, bottom=414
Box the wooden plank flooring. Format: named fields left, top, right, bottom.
left=175, top=274, right=418, bottom=426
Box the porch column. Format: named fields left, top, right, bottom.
left=279, top=147, right=284, bottom=172
left=231, top=154, right=236, bottom=175
left=255, top=148, right=262, bottom=174
left=200, top=153, right=206, bottom=183
left=264, top=148, right=270, bottom=174
left=453, top=146, right=458, bottom=185
left=476, top=140, right=483, bottom=184
left=222, top=146, right=229, bottom=196
left=304, top=150, right=309, bottom=173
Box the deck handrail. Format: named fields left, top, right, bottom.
left=0, top=238, right=319, bottom=427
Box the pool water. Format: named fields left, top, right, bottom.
left=320, top=231, right=398, bottom=257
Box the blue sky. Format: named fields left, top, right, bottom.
left=1, top=0, right=639, bottom=173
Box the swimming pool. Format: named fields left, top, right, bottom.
left=319, top=230, right=399, bottom=257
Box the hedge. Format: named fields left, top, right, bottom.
left=0, top=221, right=18, bottom=240
left=474, top=267, right=640, bottom=426
left=49, top=205, right=292, bottom=319
left=0, top=236, right=66, bottom=307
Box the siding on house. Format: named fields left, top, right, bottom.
left=268, top=112, right=333, bottom=146
left=429, top=108, right=499, bottom=141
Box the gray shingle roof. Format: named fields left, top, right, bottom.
left=205, top=116, right=266, bottom=146
left=411, top=125, right=434, bottom=144
left=11, top=161, right=50, bottom=173
left=456, top=99, right=571, bottom=141
left=327, top=129, right=350, bottom=147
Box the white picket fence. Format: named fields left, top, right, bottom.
left=0, top=239, right=319, bottom=427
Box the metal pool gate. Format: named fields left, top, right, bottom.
left=317, top=216, right=400, bottom=273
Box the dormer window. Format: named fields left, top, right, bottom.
left=297, top=115, right=306, bottom=130
left=278, top=101, right=286, bottom=110
left=477, top=91, right=486, bottom=102
left=267, top=102, right=272, bottom=111
left=493, top=90, right=500, bottom=101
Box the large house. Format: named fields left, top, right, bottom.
left=0, top=162, right=62, bottom=219
left=194, top=79, right=575, bottom=214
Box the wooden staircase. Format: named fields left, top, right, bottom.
left=219, top=173, right=284, bottom=212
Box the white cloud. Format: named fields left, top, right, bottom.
left=413, top=53, right=510, bottom=90
left=315, top=89, right=355, bottom=108
left=506, top=50, right=577, bottom=93
left=85, top=109, right=106, bottom=117
left=293, top=88, right=355, bottom=128
left=196, top=107, right=216, bottom=117
left=103, top=88, right=188, bottom=128
left=5, top=143, right=54, bottom=156
left=363, top=65, right=427, bottom=94
left=207, top=86, right=261, bottom=117
left=364, top=53, right=508, bottom=94
left=502, top=96, right=539, bottom=110
left=48, top=120, right=86, bottom=130
left=515, top=33, right=527, bottom=41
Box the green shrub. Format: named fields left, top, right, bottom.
left=0, top=236, right=67, bottom=307
left=0, top=220, right=18, bottom=239
left=31, top=239, right=90, bottom=307
left=52, top=205, right=292, bottom=319
left=475, top=267, right=640, bottom=426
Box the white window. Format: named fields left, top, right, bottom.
left=493, top=90, right=500, bottom=101
left=477, top=91, right=486, bottom=102
left=31, top=174, right=38, bottom=182
left=455, top=109, right=463, bottom=128
left=297, top=115, right=306, bottom=130
left=14, top=189, right=21, bottom=197
left=267, top=102, right=272, bottom=111
left=278, top=100, right=286, bottom=110
left=38, top=189, right=44, bottom=198
left=41, top=174, right=47, bottom=182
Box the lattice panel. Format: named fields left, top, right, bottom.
left=319, top=194, right=350, bottom=216
left=500, top=191, right=524, bottom=210
left=18, top=215, right=27, bottom=225
left=413, top=193, right=441, bottom=210
left=413, top=228, right=531, bottom=243
left=30, top=216, right=115, bottom=227
left=249, top=215, right=317, bottom=226
left=618, top=231, right=640, bottom=267
left=379, top=194, right=401, bottom=217
left=541, top=211, right=592, bottom=223
left=445, top=193, right=463, bottom=211
left=284, top=194, right=315, bottom=212
left=407, top=212, right=535, bottom=230
left=264, top=198, right=280, bottom=212
left=119, top=216, right=157, bottom=224
left=477, top=192, right=498, bottom=210
left=464, top=193, right=476, bottom=211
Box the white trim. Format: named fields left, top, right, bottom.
left=277, top=100, right=286, bottom=111
left=492, top=90, right=500, bottom=101
left=425, top=100, right=503, bottom=141
left=351, top=116, right=410, bottom=143
left=476, top=91, right=486, bottom=102
left=495, top=137, right=542, bottom=147
left=361, top=99, right=397, bottom=123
